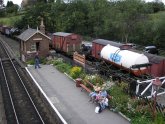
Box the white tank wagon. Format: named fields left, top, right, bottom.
left=100, top=44, right=150, bottom=76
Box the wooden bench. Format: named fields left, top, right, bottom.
left=83, top=80, right=112, bottom=100
left=79, top=83, right=92, bottom=93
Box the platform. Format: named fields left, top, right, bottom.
left=26, top=65, right=130, bottom=124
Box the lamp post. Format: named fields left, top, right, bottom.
left=152, top=77, right=162, bottom=119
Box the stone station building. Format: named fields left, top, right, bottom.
left=17, top=19, right=51, bottom=62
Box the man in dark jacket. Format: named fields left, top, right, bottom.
left=35, top=52, right=41, bottom=69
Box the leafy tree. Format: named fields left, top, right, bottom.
left=6, top=1, right=19, bottom=14
left=147, top=1, right=165, bottom=13
left=6, top=1, right=14, bottom=7
left=110, top=0, right=148, bottom=43
left=0, top=0, right=4, bottom=6
left=0, top=9, right=5, bottom=17
left=150, top=12, right=165, bottom=47
left=37, top=0, right=47, bottom=3
left=12, top=0, right=165, bottom=49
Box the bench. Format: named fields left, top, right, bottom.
left=76, top=79, right=112, bottom=100
left=77, top=79, right=113, bottom=110
left=79, top=83, right=92, bottom=93
left=83, top=80, right=112, bottom=100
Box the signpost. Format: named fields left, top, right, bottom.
left=73, top=52, right=85, bottom=68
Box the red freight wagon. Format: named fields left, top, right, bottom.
left=0, top=25, right=9, bottom=35
left=145, top=53, right=165, bottom=77
left=52, top=32, right=82, bottom=55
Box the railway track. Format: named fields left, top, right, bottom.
left=0, top=39, right=51, bottom=123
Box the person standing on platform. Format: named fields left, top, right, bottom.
left=34, top=52, right=41, bottom=69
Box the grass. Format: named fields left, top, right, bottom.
left=150, top=11, right=165, bottom=19
left=0, top=15, right=22, bottom=26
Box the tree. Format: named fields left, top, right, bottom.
left=111, top=0, right=148, bottom=43
left=6, top=1, right=14, bottom=7
left=147, top=1, right=165, bottom=13
left=37, top=0, right=47, bottom=3
left=6, top=1, right=19, bottom=14
left=0, top=0, right=3, bottom=6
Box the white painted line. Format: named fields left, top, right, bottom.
left=25, top=67, right=68, bottom=124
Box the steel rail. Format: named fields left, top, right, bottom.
left=0, top=58, right=19, bottom=124
left=0, top=40, right=45, bottom=124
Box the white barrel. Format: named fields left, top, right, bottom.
left=100, top=44, right=149, bottom=70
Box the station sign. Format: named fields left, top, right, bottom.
left=73, top=52, right=85, bottom=67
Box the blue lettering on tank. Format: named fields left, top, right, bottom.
left=109, top=53, right=122, bottom=63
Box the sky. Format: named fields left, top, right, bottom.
left=4, top=0, right=22, bottom=5
left=3, top=0, right=165, bottom=6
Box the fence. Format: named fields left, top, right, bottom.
left=136, top=77, right=165, bottom=98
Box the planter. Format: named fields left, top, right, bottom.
left=75, top=78, right=82, bottom=87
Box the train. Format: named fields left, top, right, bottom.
left=0, top=25, right=21, bottom=38
left=0, top=24, right=164, bottom=78
left=51, top=34, right=165, bottom=78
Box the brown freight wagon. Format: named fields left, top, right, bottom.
left=0, top=25, right=7, bottom=34
left=145, top=53, right=165, bottom=77
left=52, top=32, right=82, bottom=55
left=92, top=39, right=165, bottom=77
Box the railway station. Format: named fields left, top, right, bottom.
left=0, top=32, right=165, bottom=123
left=0, top=3, right=165, bottom=123
left=0, top=34, right=131, bottom=124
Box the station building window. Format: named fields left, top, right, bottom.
left=30, top=42, right=40, bottom=52
left=30, top=43, right=36, bottom=52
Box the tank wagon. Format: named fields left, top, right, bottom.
left=91, top=39, right=133, bottom=59
left=100, top=44, right=150, bottom=76
left=90, top=39, right=165, bottom=77
left=52, top=32, right=82, bottom=56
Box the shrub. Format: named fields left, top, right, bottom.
left=40, top=57, right=47, bottom=64
left=108, top=85, right=129, bottom=112
left=153, top=113, right=165, bottom=124
left=84, top=74, right=104, bottom=86
left=26, top=57, right=47, bottom=65
left=52, top=58, right=63, bottom=66
left=69, top=66, right=82, bottom=79
left=56, top=63, right=71, bottom=73
left=26, top=59, right=34, bottom=65
left=131, top=115, right=152, bottom=124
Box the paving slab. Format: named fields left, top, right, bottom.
left=27, top=65, right=130, bottom=124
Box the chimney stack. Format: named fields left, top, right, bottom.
left=40, top=17, right=45, bottom=34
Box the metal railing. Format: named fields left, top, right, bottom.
left=136, top=77, right=165, bottom=98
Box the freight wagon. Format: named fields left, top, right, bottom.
left=52, top=32, right=82, bottom=55
left=91, top=39, right=165, bottom=77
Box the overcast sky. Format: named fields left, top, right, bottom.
left=3, top=0, right=165, bottom=6
left=4, top=0, right=22, bottom=5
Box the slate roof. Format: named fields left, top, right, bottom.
left=93, top=39, right=124, bottom=48
left=144, top=53, right=165, bottom=64
left=93, top=39, right=165, bottom=64
left=53, top=32, right=72, bottom=37
left=130, top=49, right=165, bottom=64
left=17, top=28, right=50, bottom=41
